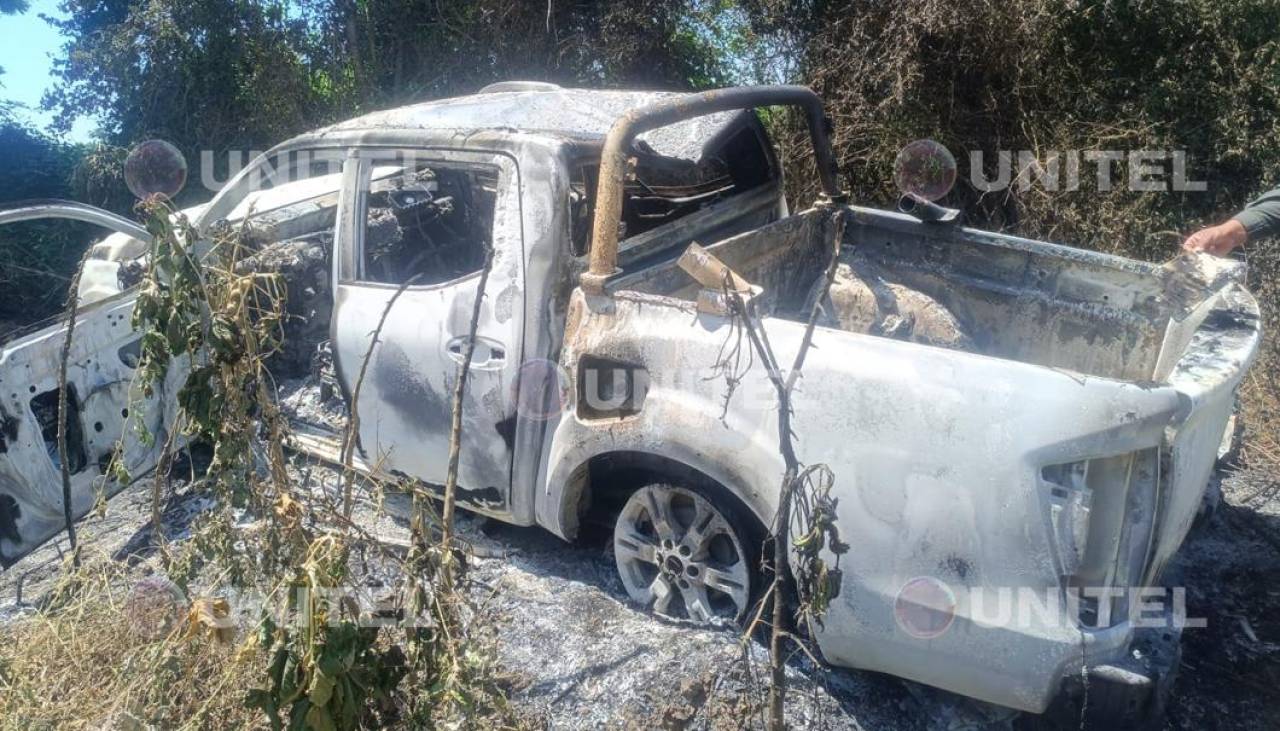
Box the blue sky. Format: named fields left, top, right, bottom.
left=1, top=0, right=96, bottom=141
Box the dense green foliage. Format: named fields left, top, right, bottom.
left=298, top=0, right=731, bottom=108
left=41, top=0, right=731, bottom=180
left=45, top=0, right=331, bottom=173
left=0, top=121, right=90, bottom=325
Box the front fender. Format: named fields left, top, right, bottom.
left=539, top=290, right=791, bottom=539
left=540, top=379, right=786, bottom=540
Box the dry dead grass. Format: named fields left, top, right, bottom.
left=0, top=552, right=263, bottom=731
left=1241, top=373, right=1280, bottom=471
left=1239, top=243, right=1280, bottom=476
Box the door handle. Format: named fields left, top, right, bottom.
left=446, top=336, right=507, bottom=367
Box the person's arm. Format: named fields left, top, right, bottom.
left=1183, top=185, right=1280, bottom=255
left=1231, top=186, right=1280, bottom=241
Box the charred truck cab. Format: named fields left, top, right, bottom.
left=0, top=85, right=1261, bottom=725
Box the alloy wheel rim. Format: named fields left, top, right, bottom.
left=613, top=485, right=750, bottom=623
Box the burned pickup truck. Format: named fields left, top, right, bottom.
left=0, top=84, right=1261, bottom=723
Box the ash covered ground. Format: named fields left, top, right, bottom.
left=2, top=364, right=1277, bottom=729
left=3, top=447, right=1277, bottom=729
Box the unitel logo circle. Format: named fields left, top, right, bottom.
left=894, top=576, right=957, bottom=639
left=124, top=575, right=187, bottom=641
left=513, top=358, right=571, bottom=421
left=125, top=139, right=188, bottom=201
left=893, top=139, right=957, bottom=202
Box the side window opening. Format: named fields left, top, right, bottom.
left=568, top=120, right=777, bottom=257
left=360, top=160, right=499, bottom=286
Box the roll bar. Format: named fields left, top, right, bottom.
left=581, top=85, right=845, bottom=294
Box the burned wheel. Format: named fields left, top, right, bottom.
left=613, top=484, right=752, bottom=623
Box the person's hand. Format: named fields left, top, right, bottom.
left=1182, top=220, right=1247, bottom=256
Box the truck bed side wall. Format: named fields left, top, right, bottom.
left=617, top=205, right=1175, bottom=381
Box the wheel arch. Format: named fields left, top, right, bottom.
left=544, top=445, right=775, bottom=543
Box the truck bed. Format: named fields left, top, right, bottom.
left=613, top=204, right=1231, bottom=383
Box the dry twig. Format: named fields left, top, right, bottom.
left=724, top=206, right=846, bottom=729
left=55, top=246, right=95, bottom=568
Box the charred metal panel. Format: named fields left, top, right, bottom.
left=0, top=298, right=187, bottom=567
left=317, top=89, right=753, bottom=163
left=0, top=202, right=187, bottom=567
left=1145, top=284, right=1261, bottom=582
left=546, top=282, right=1188, bottom=712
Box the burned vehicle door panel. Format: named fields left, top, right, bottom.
left=0, top=154, right=356, bottom=567
left=330, top=151, right=522, bottom=512
left=0, top=202, right=186, bottom=568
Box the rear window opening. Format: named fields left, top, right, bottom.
left=569, top=121, right=778, bottom=257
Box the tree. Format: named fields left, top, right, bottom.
left=44, top=0, right=334, bottom=191
left=0, top=121, right=92, bottom=325
left=43, top=0, right=735, bottom=146
left=42, top=0, right=732, bottom=206
left=302, top=0, right=729, bottom=111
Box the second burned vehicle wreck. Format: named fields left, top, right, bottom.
left=0, top=83, right=1262, bottom=725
